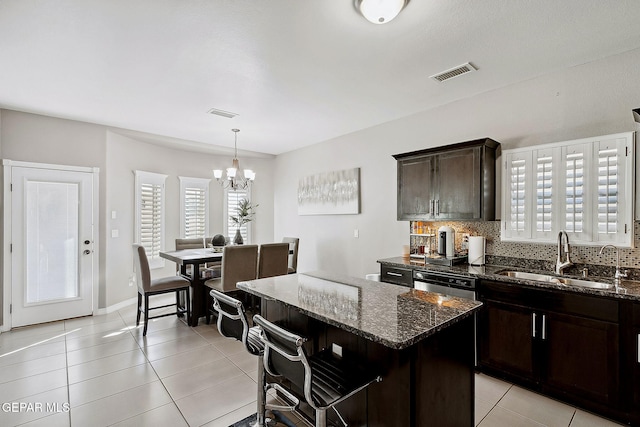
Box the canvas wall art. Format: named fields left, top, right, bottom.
left=297, top=167, right=360, bottom=215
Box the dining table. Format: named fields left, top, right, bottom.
left=160, top=245, right=294, bottom=326
left=159, top=248, right=223, bottom=326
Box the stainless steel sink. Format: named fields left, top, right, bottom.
left=497, top=270, right=614, bottom=290
left=556, top=278, right=615, bottom=290
left=498, top=271, right=562, bottom=283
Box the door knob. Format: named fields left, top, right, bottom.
left=83, top=250, right=91, bottom=255
left=84, top=240, right=91, bottom=245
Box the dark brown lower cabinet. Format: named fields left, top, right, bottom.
left=542, top=311, right=619, bottom=405
left=478, top=280, right=625, bottom=424
left=477, top=299, right=536, bottom=383
left=631, top=302, right=640, bottom=425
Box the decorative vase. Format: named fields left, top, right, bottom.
left=233, top=229, right=243, bottom=245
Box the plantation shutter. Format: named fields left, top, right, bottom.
left=135, top=171, right=167, bottom=269
left=503, top=151, right=532, bottom=239
left=140, top=183, right=162, bottom=258
left=565, top=149, right=585, bottom=234
left=593, top=136, right=629, bottom=244
left=535, top=152, right=553, bottom=234
left=179, top=177, right=210, bottom=239
left=184, top=187, right=206, bottom=238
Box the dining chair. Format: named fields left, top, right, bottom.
left=132, top=244, right=191, bottom=336
left=257, top=243, right=289, bottom=279
left=204, top=244, right=258, bottom=324
left=175, top=237, right=205, bottom=275
left=175, top=237, right=205, bottom=250
left=176, top=237, right=222, bottom=279
left=253, top=315, right=382, bottom=427
left=282, top=237, right=299, bottom=274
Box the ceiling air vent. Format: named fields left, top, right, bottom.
left=207, top=108, right=238, bottom=119
left=430, top=62, right=477, bottom=83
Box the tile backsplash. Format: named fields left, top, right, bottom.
left=413, top=220, right=640, bottom=279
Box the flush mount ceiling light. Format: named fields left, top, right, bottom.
left=355, top=0, right=409, bottom=24
left=213, top=129, right=255, bottom=190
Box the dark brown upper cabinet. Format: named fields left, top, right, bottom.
left=393, top=138, right=499, bottom=221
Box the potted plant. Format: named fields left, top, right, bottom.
left=230, top=198, right=258, bottom=244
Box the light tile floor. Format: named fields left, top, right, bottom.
left=0, top=296, right=627, bottom=427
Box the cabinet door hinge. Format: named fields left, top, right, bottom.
left=9, top=243, right=12, bottom=253
left=9, top=304, right=12, bottom=314
left=625, top=224, right=628, bottom=234
left=625, top=146, right=629, bottom=156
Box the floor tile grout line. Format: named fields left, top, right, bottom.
left=475, top=381, right=512, bottom=426
left=64, top=327, right=73, bottom=426
left=127, top=310, right=260, bottom=426
left=0, top=353, right=68, bottom=384
left=66, top=342, right=143, bottom=368
left=124, top=307, right=192, bottom=427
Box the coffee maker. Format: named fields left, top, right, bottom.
left=437, top=226, right=455, bottom=257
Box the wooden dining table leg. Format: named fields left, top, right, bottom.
left=175, top=263, right=199, bottom=327
left=188, top=261, right=207, bottom=327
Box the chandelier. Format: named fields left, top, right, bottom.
left=213, top=129, right=255, bottom=190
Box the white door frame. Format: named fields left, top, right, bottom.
left=2, top=160, right=100, bottom=331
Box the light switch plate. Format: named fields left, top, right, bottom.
left=111, top=229, right=119, bottom=238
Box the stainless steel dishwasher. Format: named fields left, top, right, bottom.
left=413, top=270, right=477, bottom=301
left=413, top=269, right=478, bottom=365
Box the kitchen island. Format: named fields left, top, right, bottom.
left=237, top=271, right=482, bottom=426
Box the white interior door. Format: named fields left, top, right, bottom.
left=10, top=165, right=95, bottom=327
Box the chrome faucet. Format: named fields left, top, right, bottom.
left=598, top=244, right=628, bottom=286
left=555, top=231, right=573, bottom=275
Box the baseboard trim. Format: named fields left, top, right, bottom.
left=95, top=296, right=137, bottom=315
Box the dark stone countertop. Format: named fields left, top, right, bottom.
left=237, top=270, right=482, bottom=350
left=378, top=256, right=640, bottom=302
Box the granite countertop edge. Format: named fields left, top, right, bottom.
left=377, top=257, right=640, bottom=301
left=237, top=275, right=482, bottom=350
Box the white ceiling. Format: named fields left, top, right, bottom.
left=2, top=1, right=640, bottom=156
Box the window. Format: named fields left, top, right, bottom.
left=224, top=188, right=251, bottom=243
left=179, top=177, right=210, bottom=239
left=504, top=151, right=532, bottom=240
left=563, top=143, right=590, bottom=239
left=134, top=171, right=167, bottom=269
left=502, top=132, right=633, bottom=247
left=535, top=154, right=553, bottom=234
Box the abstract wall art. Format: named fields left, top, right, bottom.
left=297, top=167, right=360, bottom=215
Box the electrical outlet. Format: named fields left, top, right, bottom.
left=461, top=233, right=470, bottom=251
left=353, top=228, right=359, bottom=238
left=129, top=276, right=135, bottom=287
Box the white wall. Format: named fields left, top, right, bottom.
left=274, top=47, right=640, bottom=279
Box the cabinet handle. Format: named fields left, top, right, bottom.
left=429, top=200, right=434, bottom=215
left=541, top=314, right=546, bottom=340
left=637, top=333, right=640, bottom=364
left=532, top=313, right=536, bottom=338
left=386, top=272, right=403, bottom=277
left=436, top=199, right=440, bottom=216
